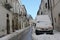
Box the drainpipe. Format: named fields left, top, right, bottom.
left=50, top=0, right=54, bottom=29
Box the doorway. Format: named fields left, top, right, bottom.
left=6, top=14, right=10, bottom=34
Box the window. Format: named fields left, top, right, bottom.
left=45, top=3, right=47, bottom=8
left=37, top=10, right=39, bottom=15
left=25, top=14, right=26, bottom=17
left=47, top=0, right=50, bottom=9
left=54, top=18, right=56, bottom=23
left=6, top=14, right=9, bottom=17
left=33, top=23, right=36, bottom=26
left=6, top=0, right=7, bottom=3
left=41, top=12, right=43, bottom=15
left=6, top=14, right=10, bottom=34
left=59, top=14, right=60, bottom=17
left=58, top=13, right=60, bottom=24
left=53, top=0, right=55, bottom=6
left=37, top=21, right=40, bottom=23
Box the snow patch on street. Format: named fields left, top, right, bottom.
left=32, top=30, right=60, bottom=40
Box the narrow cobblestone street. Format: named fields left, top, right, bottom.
left=20, top=27, right=32, bottom=40
left=0, top=0, right=60, bottom=40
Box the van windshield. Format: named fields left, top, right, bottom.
left=37, top=21, right=51, bottom=24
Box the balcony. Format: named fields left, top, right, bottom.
left=4, top=3, right=12, bottom=10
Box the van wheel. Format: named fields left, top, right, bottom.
left=46, top=30, right=53, bottom=35
left=35, top=30, right=40, bottom=35
left=35, top=30, right=44, bottom=35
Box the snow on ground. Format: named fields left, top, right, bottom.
left=32, top=30, right=60, bottom=40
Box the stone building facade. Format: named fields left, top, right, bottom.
left=0, top=0, right=21, bottom=37
left=38, top=0, right=60, bottom=31
left=0, top=0, right=13, bottom=37
left=18, top=5, right=30, bottom=29
left=37, top=0, right=52, bottom=20
left=50, top=0, right=60, bottom=31
left=0, top=0, right=33, bottom=37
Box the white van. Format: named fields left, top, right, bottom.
left=35, top=15, right=53, bottom=35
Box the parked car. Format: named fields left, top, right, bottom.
left=35, top=15, right=53, bottom=35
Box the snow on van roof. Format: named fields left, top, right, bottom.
left=35, top=15, right=51, bottom=22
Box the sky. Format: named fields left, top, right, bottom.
left=20, top=0, right=41, bottom=19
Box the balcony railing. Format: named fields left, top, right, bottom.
left=4, top=3, right=12, bottom=10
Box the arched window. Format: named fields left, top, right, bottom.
left=45, top=3, right=47, bottom=8
left=6, top=14, right=9, bottom=17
